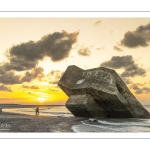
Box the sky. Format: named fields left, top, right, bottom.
left=0, top=18, right=150, bottom=105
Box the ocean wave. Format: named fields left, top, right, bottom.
left=81, top=121, right=123, bottom=132
left=72, top=121, right=124, bottom=132
left=97, top=120, right=150, bottom=127
left=72, top=119, right=150, bottom=132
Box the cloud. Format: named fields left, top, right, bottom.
left=121, top=68, right=146, bottom=77
left=49, top=81, right=58, bottom=84
left=47, top=70, right=63, bottom=79
left=49, top=88, right=59, bottom=91
left=100, top=55, right=146, bottom=77
left=1, top=30, right=79, bottom=72
left=121, top=77, right=133, bottom=85
left=78, top=47, right=91, bottom=56
left=0, top=85, right=12, bottom=92
left=100, top=55, right=134, bottom=69
left=0, top=31, right=79, bottom=86
left=0, top=67, right=44, bottom=85
left=30, top=85, right=39, bottom=89
left=1, top=58, right=38, bottom=72
left=113, top=46, right=123, bottom=52
left=96, top=46, right=105, bottom=50
left=21, top=67, right=44, bottom=82
left=22, top=85, right=39, bottom=89
left=93, top=20, right=101, bottom=26
left=47, top=70, right=63, bottom=85
left=120, top=23, right=150, bottom=48
left=130, top=83, right=150, bottom=94
left=0, top=71, right=21, bottom=85
left=22, top=85, right=29, bottom=88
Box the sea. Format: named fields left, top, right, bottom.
left=2, top=105, right=150, bottom=132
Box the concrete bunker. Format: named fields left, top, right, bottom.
left=58, top=65, right=149, bottom=118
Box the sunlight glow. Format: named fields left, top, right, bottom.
left=39, top=82, right=49, bottom=85
left=37, top=97, right=46, bottom=103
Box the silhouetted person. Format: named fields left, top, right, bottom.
left=36, top=107, right=39, bottom=115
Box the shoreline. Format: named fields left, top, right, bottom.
left=0, top=112, right=84, bottom=132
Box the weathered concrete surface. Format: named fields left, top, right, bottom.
left=66, top=94, right=108, bottom=117
left=58, top=65, right=150, bottom=118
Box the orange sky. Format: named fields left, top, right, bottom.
left=0, top=18, right=150, bottom=105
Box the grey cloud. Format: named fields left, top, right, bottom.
left=96, top=46, right=105, bottom=50
left=100, top=55, right=146, bottom=77
left=0, top=71, right=21, bottom=85
left=121, top=68, right=146, bottom=77
left=113, top=46, right=123, bottom=52
left=0, top=67, right=44, bottom=85
left=49, top=81, right=58, bottom=84
left=49, top=88, right=59, bottom=91
left=100, top=55, right=134, bottom=69
left=135, top=89, right=143, bottom=94
left=0, top=85, right=12, bottom=92
left=21, top=67, right=44, bottom=82
left=1, top=57, right=38, bottom=72
left=30, top=85, right=39, bottom=89
left=47, top=70, right=63, bottom=79
left=130, top=83, right=143, bottom=90
left=48, top=70, right=63, bottom=84
left=22, top=85, right=39, bottom=89
left=121, top=77, right=133, bottom=85
left=121, top=23, right=150, bottom=48
left=1, top=31, right=79, bottom=72
left=22, top=85, right=29, bottom=88
left=130, top=83, right=150, bottom=94
left=142, top=87, right=150, bottom=93
left=78, top=47, right=91, bottom=56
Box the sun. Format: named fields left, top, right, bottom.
left=38, top=97, right=46, bottom=103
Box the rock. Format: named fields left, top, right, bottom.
left=58, top=65, right=150, bottom=118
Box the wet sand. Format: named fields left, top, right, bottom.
left=0, top=112, right=84, bottom=132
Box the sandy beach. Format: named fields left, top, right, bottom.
left=1, top=105, right=150, bottom=133
left=0, top=112, right=84, bottom=132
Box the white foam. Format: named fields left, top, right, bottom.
left=71, top=125, right=83, bottom=133
left=97, top=120, right=150, bottom=127
left=72, top=119, right=150, bottom=133
left=72, top=121, right=124, bottom=132
left=81, top=121, right=123, bottom=132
